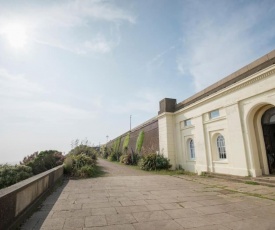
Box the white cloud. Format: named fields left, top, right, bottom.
left=0, top=68, right=45, bottom=97
left=35, top=33, right=115, bottom=55
left=108, top=88, right=161, bottom=114
left=0, top=68, right=98, bottom=125
left=0, top=0, right=135, bottom=54
left=147, top=45, right=175, bottom=70
left=177, top=1, right=275, bottom=92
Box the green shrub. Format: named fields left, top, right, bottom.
left=68, top=145, right=97, bottom=160
left=23, top=150, right=64, bottom=175
left=102, top=148, right=109, bottom=159
left=0, top=164, right=33, bottom=189
left=156, top=154, right=172, bottom=170
left=63, top=157, right=73, bottom=174
left=63, top=154, right=97, bottom=177
left=120, top=152, right=140, bottom=165
left=76, top=165, right=95, bottom=177
left=135, top=131, right=144, bottom=153
left=139, top=153, right=171, bottom=171
left=108, top=150, right=122, bottom=162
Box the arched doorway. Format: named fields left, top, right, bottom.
left=262, top=107, right=275, bottom=174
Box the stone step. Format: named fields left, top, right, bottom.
left=204, top=172, right=275, bottom=187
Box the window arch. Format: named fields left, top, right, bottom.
left=217, top=135, right=226, bottom=159
left=270, top=114, right=275, bottom=123
left=189, top=139, right=195, bottom=159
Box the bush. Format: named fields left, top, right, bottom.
left=68, top=145, right=97, bottom=160
left=139, top=153, right=171, bottom=171
left=63, top=157, right=73, bottom=174
left=120, top=152, right=140, bottom=165
left=108, top=151, right=121, bottom=162
left=23, top=150, right=64, bottom=175
left=102, top=149, right=109, bottom=159
left=0, top=164, right=33, bottom=189
left=64, top=154, right=97, bottom=177
left=77, top=165, right=95, bottom=177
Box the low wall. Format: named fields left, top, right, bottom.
left=0, top=165, right=63, bottom=230
left=107, top=116, right=159, bottom=155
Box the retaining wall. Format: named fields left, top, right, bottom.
left=0, top=165, right=63, bottom=230
left=106, top=116, right=159, bottom=155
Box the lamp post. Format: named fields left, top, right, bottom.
left=106, top=135, right=109, bottom=143
left=130, top=115, right=132, bottom=131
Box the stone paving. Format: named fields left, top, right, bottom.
left=21, top=159, right=275, bottom=230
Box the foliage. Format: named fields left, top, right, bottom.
left=76, top=165, right=95, bottom=177
left=139, top=153, right=171, bottom=171
left=23, top=150, right=65, bottom=175
left=245, top=181, right=260, bottom=185
left=122, top=133, right=130, bottom=153
left=135, top=131, right=144, bottom=153
left=0, top=164, right=33, bottom=189
left=68, top=145, right=97, bottom=160
left=120, top=152, right=140, bottom=165
left=102, top=147, right=109, bottom=159
left=108, top=150, right=122, bottom=162
left=20, top=152, right=38, bottom=165
left=156, top=154, right=172, bottom=170
left=63, top=154, right=97, bottom=177
left=113, top=137, right=121, bottom=153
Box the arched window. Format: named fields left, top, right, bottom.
left=217, top=135, right=226, bottom=159
left=189, top=139, right=195, bottom=159
left=270, top=115, right=275, bottom=123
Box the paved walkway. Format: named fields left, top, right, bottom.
left=21, top=159, right=275, bottom=230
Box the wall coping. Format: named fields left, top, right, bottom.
left=175, top=50, right=275, bottom=111
left=0, top=165, right=63, bottom=198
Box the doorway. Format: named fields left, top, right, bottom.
left=262, top=107, right=275, bottom=174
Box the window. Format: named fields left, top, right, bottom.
left=189, top=139, right=195, bottom=159
left=184, top=119, right=192, bottom=127
left=209, top=110, right=220, bottom=119
left=270, top=115, right=275, bottom=123
left=217, top=135, right=226, bottom=159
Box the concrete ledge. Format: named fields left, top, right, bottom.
left=0, top=165, right=63, bottom=230
left=205, top=172, right=275, bottom=187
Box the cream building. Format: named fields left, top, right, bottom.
left=158, top=50, right=275, bottom=177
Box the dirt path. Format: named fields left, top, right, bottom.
left=97, top=158, right=150, bottom=177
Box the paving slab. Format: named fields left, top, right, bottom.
left=21, top=158, right=275, bottom=229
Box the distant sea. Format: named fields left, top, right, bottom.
left=0, top=161, right=19, bottom=165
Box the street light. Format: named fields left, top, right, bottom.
left=106, top=135, right=109, bottom=143
left=130, top=115, right=132, bottom=131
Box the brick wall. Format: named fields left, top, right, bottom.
left=106, top=117, right=159, bottom=155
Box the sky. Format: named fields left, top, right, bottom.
left=0, top=0, right=275, bottom=164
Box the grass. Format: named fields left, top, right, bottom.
left=244, top=181, right=260, bottom=185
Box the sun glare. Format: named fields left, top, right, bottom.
left=3, top=23, right=28, bottom=48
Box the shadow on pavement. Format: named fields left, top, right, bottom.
left=20, top=179, right=69, bottom=230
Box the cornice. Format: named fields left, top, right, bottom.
left=175, top=65, right=275, bottom=115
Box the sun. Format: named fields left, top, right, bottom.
left=3, top=23, right=28, bottom=49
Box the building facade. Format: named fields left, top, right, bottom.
left=158, top=50, right=275, bottom=177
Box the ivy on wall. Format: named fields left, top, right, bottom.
left=135, top=130, right=144, bottom=154
left=123, top=133, right=130, bottom=152
left=113, top=136, right=121, bottom=153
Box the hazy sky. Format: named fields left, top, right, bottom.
left=0, top=0, right=275, bottom=164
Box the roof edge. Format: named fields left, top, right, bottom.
left=176, top=50, right=275, bottom=111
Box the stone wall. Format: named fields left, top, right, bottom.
left=0, top=165, right=63, bottom=230
left=106, top=117, right=159, bottom=155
